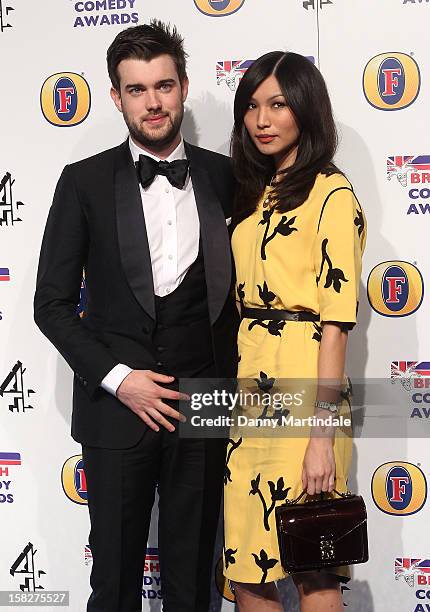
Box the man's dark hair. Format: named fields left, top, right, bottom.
left=107, top=20, right=188, bottom=91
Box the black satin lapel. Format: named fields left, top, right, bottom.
left=188, top=155, right=232, bottom=325
left=115, top=143, right=155, bottom=319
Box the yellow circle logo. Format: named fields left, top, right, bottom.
left=194, top=0, right=245, bottom=16
left=363, top=53, right=420, bottom=110
left=41, top=72, right=91, bottom=127
left=367, top=260, right=424, bottom=316
left=215, top=557, right=236, bottom=602
left=371, top=462, right=427, bottom=515
left=61, top=455, right=88, bottom=505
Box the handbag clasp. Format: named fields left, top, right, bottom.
left=319, top=534, right=335, bottom=560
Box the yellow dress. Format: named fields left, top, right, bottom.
left=223, top=173, right=367, bottom=584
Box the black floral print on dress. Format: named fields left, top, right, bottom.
left=259, top=208, right=297, bottom=261
left=258, top=281, right=276, bottom=308
left=251, top=549, right=279, bottom=584
left=249, top=474, right=290, bottom=531
left=237, top=282, right=245, bottom=308
left=248, top=282, right=286, bottom=336
left=248, top=318, right=286, bottom=336
left=317, top=238, right=349, bottom=293
left=340, top=377, right=353, bottom=412
left=312, top=322, right=322, bottom=343
left=224, top=547, right=238, bottom=570
left=254, top=371, right=275, bottom=392
left=224, top=438, right=243, bottom=485
left=253, top=371, right=290, bottom=421
left=355, top=208, right=365, bottom=237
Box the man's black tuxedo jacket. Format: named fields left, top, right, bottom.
left=34, top=140, right=239, bottom=449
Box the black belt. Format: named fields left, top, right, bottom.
left=241, top=307, right=320, bottom=322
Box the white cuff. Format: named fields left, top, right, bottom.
left=100, top=364, right=133, bottom=396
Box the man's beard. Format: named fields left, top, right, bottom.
left=124, top=106, right=184, bottom=153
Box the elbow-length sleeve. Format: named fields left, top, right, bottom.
left=313, top=185, right=366, bottom=331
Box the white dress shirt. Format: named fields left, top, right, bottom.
left=101, top=136, right=200, bottom=396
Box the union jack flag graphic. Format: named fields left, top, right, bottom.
left=0, top=452, right=21, bottom=466
left=387, top=155, right=430, bottom=187
left=395, top=558, right=430, bottom=587
left=84, top=545, right=92, bottom=565
left=0, top=267, right=10, bottom=281
left=391, top=361, right=430, bottom=392
left=217, top=57, right=315, bottom=92
left=216, top=60, right=254, bottom=91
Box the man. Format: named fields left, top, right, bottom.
left=34, top=21, right=238, bottom=612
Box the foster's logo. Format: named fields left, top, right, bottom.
left=62, top=455, right=88, bottom=504
left=363, top=52, right=420, bottom=110
left=41, top=73, right=91, bottom=127
left=367, top=260, right=423, bottom=317
left=194, top=0, right=245, bottom=16
left=372, top=461, right=427, bottom=516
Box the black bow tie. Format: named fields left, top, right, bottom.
left=136, top=154, right=190, bottom=190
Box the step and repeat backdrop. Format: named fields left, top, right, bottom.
left=1, top=0, right=430, bottom=610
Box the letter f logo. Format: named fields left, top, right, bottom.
left=385, top=276, right=405, bottom=303
left=57, top=87, right=75, bottom=114
left=389, top=476, right=409, bottom=502
left=382, top=68, right=402, bottom=96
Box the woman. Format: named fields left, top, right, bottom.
left=223, top=51, right=366, bottom=611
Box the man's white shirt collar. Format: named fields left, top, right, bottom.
left=129, top=136, right=186, bottom=164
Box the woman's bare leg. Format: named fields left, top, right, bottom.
left=293, top=571, right=344, bottom=612
left=233, top=581, right=283, bottom=612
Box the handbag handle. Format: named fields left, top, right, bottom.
left=285, top=488, right=354, bottom=505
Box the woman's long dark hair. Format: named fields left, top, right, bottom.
left=231, top=51, right=341, bottom=222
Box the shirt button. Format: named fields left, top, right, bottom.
left=156, top=361, right=163, bottom=367
left=165, top=287, right=170, bottom=293
left=167, top=220, right=173, bottom=226
left=168, top=254, right=173, bottom=260
left=165, top=187, right=170, bottom=194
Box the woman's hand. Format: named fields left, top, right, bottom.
left=302, top=321, right=346, bottom=496
left=302, top=437, right=336, bottom=496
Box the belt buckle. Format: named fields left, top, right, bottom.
left=292, top=312, right=300, bottom=322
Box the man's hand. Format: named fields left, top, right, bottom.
left=117, top=370, right=187, bottom=432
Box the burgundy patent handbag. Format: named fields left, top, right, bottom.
left=275, top=489, right=368, bottom=573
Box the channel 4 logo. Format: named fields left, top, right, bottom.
left=40, top=73, right=91, bottom=127
left=0, top=0, right=14, bottom=32
left=363, top=52, right=420, bottom=110
left=367, top=261, right=424, bottom=317
left=302, top=0, right=333, bottom=8
left=372, top=461, right=427, bottom=516
left=0, top=360, right=35, bottom=413
left=194, top=0, right=245, bottom=16
left=0, top=172, right=26, bottom=227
